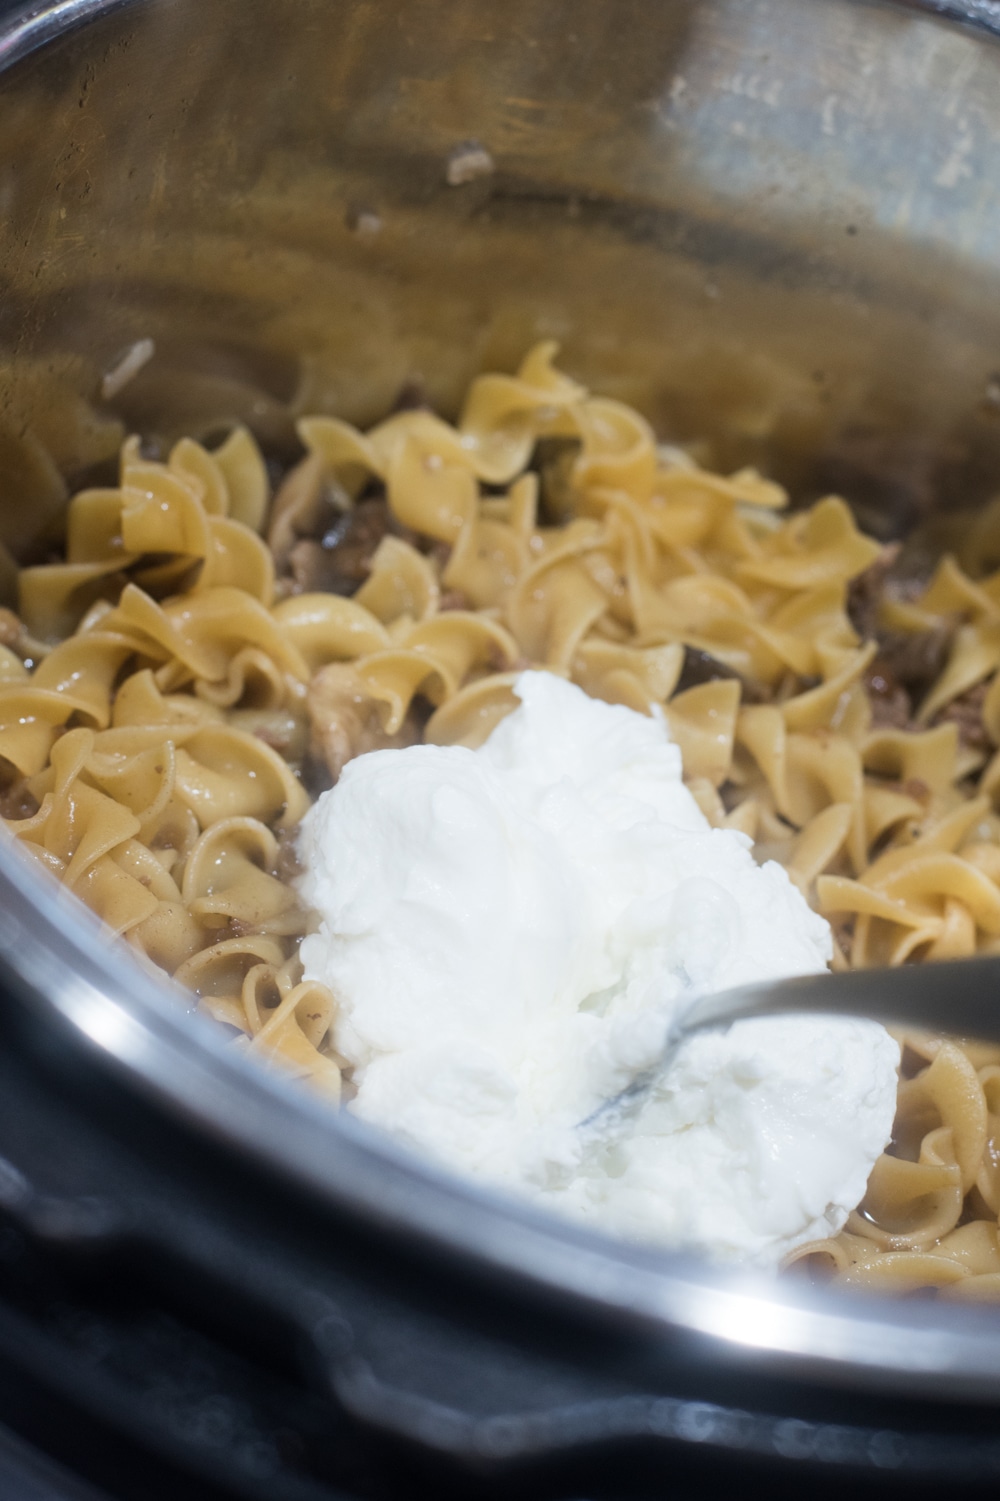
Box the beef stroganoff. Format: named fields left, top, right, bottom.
left=2, top=344, right=1000, bottom=1289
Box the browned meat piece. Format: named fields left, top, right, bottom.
left=285, top=539, right=349, bottom=596
left=274, top=825, right=304, bottom=884
left=863, top=659, right=912, bottom=730
left=677, top=645, right=741, bottom=691
left=863, top=618, right=966, bottom=733
left=848, top=542, right=956, bottom=707
left=268, top=447, right=419, bottom=597
left=847, top=542, right=902, bottom=642
left=307, top=663, right=420, bottom=781
left=676, top=644, right=767, bottom=703
left=267, top=453, right=337, bottom=574
left=876, top=624, right=955, bottom=697
left=0, top=776, right=38, bottom=820
left=313, top=497, right=401, bottom=593
left=535, top=436, right=583, bottom=523
left=932, top=677, right=992, bottom=752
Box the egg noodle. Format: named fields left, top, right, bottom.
left=2, top=343, right=1000, bottom=1292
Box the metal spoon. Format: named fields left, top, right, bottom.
left=582, top=955, right=1000, bottom=1133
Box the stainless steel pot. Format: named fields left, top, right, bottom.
left=0, top=0, right=1000, bottom=1468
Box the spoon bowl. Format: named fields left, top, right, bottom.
left=584, top=955, right=1000, bottom=1133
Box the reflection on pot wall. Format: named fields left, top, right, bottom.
left=0, top=0, right=999, bottom=581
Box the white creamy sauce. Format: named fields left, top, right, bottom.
left=298, top=672, right=899, bottom=1265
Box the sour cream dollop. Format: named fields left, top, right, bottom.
left=298, top=672, right=899, bottom=1264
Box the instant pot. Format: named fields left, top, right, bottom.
left=2, top=0, right=1000, bottom=1495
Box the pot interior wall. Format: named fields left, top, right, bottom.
left=0, top=0, right=999, bottom=574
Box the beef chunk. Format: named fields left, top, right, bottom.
left=675, top=645, right=767, bottom=703
left=876, top=625, right=955, bottom=697
left=849, top=543, right=955, bottom=709
left=307, top=663, right=421, bottom=781
left=0, top=775, right=38, bottom=820
left=863, top=659, right=912, bottom=731
left=269, top=447, right=418, bottom=599
left=847, top=542, right=902, bottom=643
left=278, top=493, right=402, bottom=597
left=932, top=678, right=992, bottom=752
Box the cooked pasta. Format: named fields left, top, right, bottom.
left=4, top=343, right=1000, bottom=1290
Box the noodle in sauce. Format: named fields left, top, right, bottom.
left=3, top=344, right=1000, bottom=1294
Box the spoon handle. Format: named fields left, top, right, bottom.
left=676, top=954, right=1000, bottom=1043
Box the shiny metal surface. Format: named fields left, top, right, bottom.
left=1, top=0, right=1000, bottom=1401
left=587, top=953, right=1000, bottom=1131
left=9, top=786, right=1000, bottom=1406
left=662, top=953, right=1000, bottom=1062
